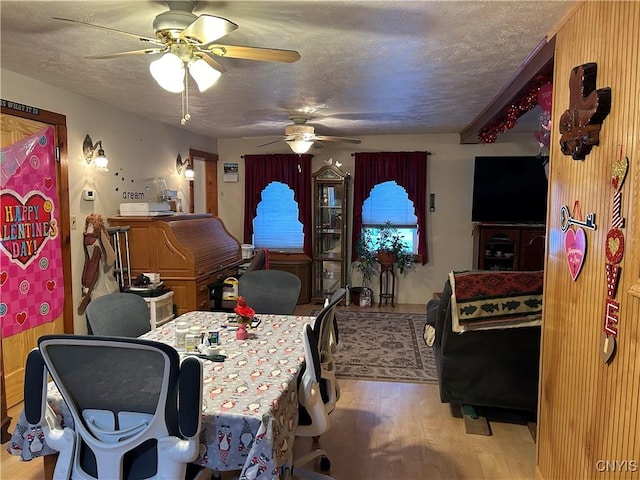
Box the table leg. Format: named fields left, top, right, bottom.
left=43, top=453, right=57, bottom=480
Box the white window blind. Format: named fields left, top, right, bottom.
left=253, top=181, right=304, bottom=251
left=362, top=181, right=418, bottom=252
left=362, top=181, right=417, bottom=226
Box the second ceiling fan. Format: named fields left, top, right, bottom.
left=256, top=117, right=362, bottom=154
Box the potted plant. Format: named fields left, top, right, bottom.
left=372, top=221, right=415, bottom=275
left=351, top=229, right=379, bottom=306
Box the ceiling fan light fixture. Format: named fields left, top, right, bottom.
left=149, top=52, right=185, bottom=93
left=188, top=57, right=221, bottom=92
left=287, top=139, right=314, bottom=155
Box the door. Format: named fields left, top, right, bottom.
left=1, top=108, right=72, bottom=408
left=189, top=148, right=218, bottom=215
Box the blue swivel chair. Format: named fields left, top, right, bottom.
left=85, top=292, right=151, bottom=337
left=238, top=269, right=301, bottom=315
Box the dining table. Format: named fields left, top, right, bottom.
left=6, top=310, right=314, bottom=480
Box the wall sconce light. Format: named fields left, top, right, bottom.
left=83, top=134, right=109, bottom=172
left=176, top=154, right=195, bottom=181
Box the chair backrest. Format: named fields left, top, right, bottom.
left=85, top=292, right=151, bottom=337
left=238, top=269, right=301, bottom=315
left=297, top=324, right=330, bottom=438
left=245, top=248, right=268, bottom=272
left=312, top=289, right=345, bottom=412
left=24, top=334, right=202, bottom=480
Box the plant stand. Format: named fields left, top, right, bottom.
left=378, top=263, right=395, bottom=307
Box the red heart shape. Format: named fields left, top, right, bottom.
left=0, top=271, right=7, bottom=285
left=0, top=192, right=54, bottom=268
left=16, top=311, right=27, bottom=326
left=46, top=280, right=56, bottom=292
left=611, top=156, right=629, bottom=191
left=565, top=228, right=586, bottom=281
left=44, top=177, right=53, bottom=190
left=605, top=229, right=624, bottom=264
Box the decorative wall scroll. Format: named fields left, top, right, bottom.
left=559, top=63, right=612, bottom=160
left=600, top=148, right=629, bottom=363
left=561, top=201, right=596, bottom=281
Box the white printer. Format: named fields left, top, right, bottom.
left=119, top=202, right=172, bottom=217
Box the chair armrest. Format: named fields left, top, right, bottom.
left=179, top=357, right=202, bottom=439
left=426, top=299, right=439, bottom=327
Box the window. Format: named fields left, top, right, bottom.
left=362, top=181, right=418, bottom=253
left=252, top=181, right=304, bottom=251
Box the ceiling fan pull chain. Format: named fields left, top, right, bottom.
left=181, top=67, right=191, bottom=125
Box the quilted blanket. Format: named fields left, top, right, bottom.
left=450, top=270, right=543, bottom=332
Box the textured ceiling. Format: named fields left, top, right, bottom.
left=0, top=1, right=575, bottom=142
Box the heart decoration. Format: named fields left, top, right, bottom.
left=43, top=177, right=53, bottom=190
left=46, top=280, right=56, bottom=292
left=564, top=228, right=587, bottom=281
left=0, top=191, right=55, bottom=268
left=605, top=228, right=624, bottom=264
left=600, top=332, right=616, bottom=363
left=611, top=156, right=629, bottom=191
left=16, top=311, right=27, bottom=326
left=0, top=271, right=7, bottom=285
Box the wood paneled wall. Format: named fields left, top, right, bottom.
left=537, top=2, right=640, bottom=479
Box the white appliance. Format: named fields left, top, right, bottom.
left=119, top=202, right=172, bottom=216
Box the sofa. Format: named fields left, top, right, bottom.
left=425, top=270, right=543, bottom=414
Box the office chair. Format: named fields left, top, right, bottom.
left=244, top=248, right=268, bottom=272
left=238, top=269, right=301, bottom=315
left=210, top=248, right=269, bottom=312
left=289, top=324, right=334, bottom=480
left=313, top=289, right=346, bottom=414
left=24, top=334, right=210, bottom=480
left=85, top=292, right=151, bottom=337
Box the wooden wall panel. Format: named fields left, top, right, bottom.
left=536, top=2, right=640, bottom=480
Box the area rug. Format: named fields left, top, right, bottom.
left=332, top=310, right=438, bottom=384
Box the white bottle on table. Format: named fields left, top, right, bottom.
left=175, top=322, right=189, bottom=351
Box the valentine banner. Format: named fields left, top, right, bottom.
left=0, top=127, right=64, bottom=338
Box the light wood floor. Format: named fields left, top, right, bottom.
left=1, top=304, right=536, bottom=480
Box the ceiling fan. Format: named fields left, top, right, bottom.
left=53, top=1, right=300, bottom=122
left=254, top=116, right=362, bottom=154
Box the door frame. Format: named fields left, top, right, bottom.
left=188, top=148, right=218, bottom=215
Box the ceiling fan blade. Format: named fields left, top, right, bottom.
left=86, top=48, right=165, bottom=60
left=255, top=139, right=285, bottom=148
left=52, top=17, right=163, bottom=46
left=207, top=44, right=300, bottom=63
left=181, top=14, right=238, bottom=45
left=314, top=135, right=362, bottom=144
left=242, top=135, right=281, bottom=140
left=194, top=52, right=226, bottom=73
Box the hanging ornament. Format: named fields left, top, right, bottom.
left=561, top=201, right=595, bottom=281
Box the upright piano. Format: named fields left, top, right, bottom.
left=108, top=214, right=243, bottom=315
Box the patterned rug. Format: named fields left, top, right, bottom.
left=332, top=310, right=438, bottom=384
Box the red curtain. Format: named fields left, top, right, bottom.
left=243, top=154, right=313, bottom=257
left=352, top=151, right=429, bottom=264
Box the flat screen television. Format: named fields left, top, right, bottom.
left=472, top=156, right=548, bottom=223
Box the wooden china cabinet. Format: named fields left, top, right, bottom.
left=473, top=223, right=546, bottom=271
left=311, top=165, right=351, bottom=303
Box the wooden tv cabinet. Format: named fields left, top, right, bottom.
left=473, top=223, right=546, bottom=271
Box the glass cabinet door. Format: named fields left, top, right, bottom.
left=311, top=166, right=350, bottom=302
